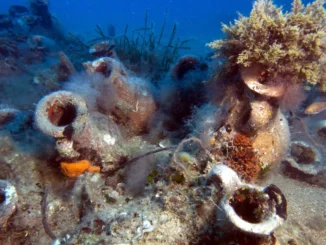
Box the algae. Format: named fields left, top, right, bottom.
left=207, top=0, right=326, bottom=91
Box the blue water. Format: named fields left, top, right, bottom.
left=0, top=0, right=310, bottom=54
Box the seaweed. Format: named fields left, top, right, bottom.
left=207, top=0, right=326, bottom=91
left=65, top=11, right=193, bottom=79
left=65, top=33, right=92, bottom=69
left=68, top=32, right=89, bottom=50
left=95, top=24, right=107, bottom=39
left=89, top=10, right=193, bottom=80
left=157, top=12, right=167, bottom=46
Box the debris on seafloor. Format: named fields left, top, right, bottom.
left=132, top=218, right=156, bottom=243
left=0, top=180, right=18, bottom=227
left=0, top=1, right=326, bottom=245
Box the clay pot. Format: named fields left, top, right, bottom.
left=35, top=90, right=126, bottom=167
left=209, top=165, right=287, bottom=236
left=281, top=141, right=325, bottom=187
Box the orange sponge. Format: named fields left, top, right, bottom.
left=60, top=160, right=100, bottom=177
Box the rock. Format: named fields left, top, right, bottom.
left=0, top=14, right=12, bottom=28
left=8, top=5, right=29, bottom=18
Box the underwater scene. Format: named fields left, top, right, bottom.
left=0, top=0, right=326, bottom=244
